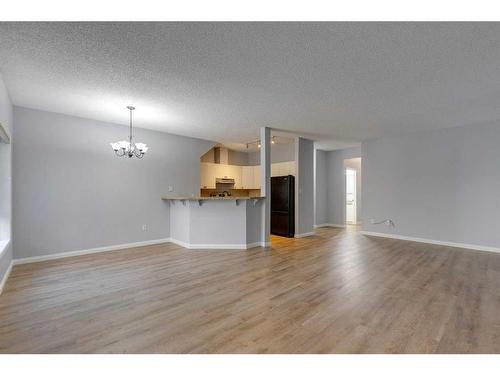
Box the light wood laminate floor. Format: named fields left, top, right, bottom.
left=1, top=227, right=500, bottom=353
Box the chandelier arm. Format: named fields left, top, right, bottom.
left=134, top=148, right=143, bottom=158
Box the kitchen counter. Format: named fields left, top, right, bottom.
left=164, top=195, right=265, bottom=249
left=162, top=196, right=264, bottom=201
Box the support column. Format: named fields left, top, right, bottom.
left=260, top=127, right=271, bottom=247
left=294, top=137, right=315, bottom=237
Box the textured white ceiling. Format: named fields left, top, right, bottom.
left=1, top=22, right=500, bottom=150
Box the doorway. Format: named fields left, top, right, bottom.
left=345, top=168, right=357, bottom=224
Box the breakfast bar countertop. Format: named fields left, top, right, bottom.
left=162, top=196, right=265, bottom=201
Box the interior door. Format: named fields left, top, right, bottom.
left=345, top=169, right=356, bottom=224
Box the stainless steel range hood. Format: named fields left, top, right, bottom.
left=215, top=178, right=235, bottom=184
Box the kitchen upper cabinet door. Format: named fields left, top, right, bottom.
left=252, top=165, right=261, bottom=189
left=200, top=163, right=216, bottom=189
left=274, top=162, right=286, bottom=177
left=200, top=163, right=206, bottom=188
left=271, top=163, right=278, bottom=177
left=208, top=163, right=217, bottom=188
left=214, top=164, right=227, bottom=185
left=271, top=161, right=296, bottom=177
left=286, top=161, right=296, bottom=176
left=216, top=164, right=227, bottom=179
left=230, top=165, right=243, bottom=188
left=242, top=166, right=253, bottom=189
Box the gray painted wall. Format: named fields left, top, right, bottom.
left=0, top=73, right=12, bottom=283
left=362, top=123, right=500, bottom=248
left=247, top=151, right=260, bottom=166
left=201, top=147, right=250, bottom=166
left=13, top=107, right=214, bottom=259
left=325, top=146, right=362, bottom=226
left=247, top=142, right=295, bottom=166
left=200, top=148, right=215, bottom=163
left=315, top=149, right=328, bottom=225
left=246, top=199, right=263, bottom=245
left=228, top=149, right=250, bottom=166
left=190, top=201, right=247, bottom=245
left=296, top=138, right=314, bottom=235
left=260, top=127, right=271, bottom=244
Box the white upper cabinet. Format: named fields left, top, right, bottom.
left=270, top=163, right=278, bottom=177
left=252, top=165, right=261, bottom=189
left=241, top=166, right=253, bottom=189
left=229, top=165, right=242, bottom=188
left=200, top=162, right=216, bottom=189
left=200, top=162, right=242, bottom=189
left=200, top=161, right=293, bottom=189
left=270, top=161, right=295, bottom=177
left=214, top=163, right=227, bottom=179
left=284, top=161, right=296, bottom=176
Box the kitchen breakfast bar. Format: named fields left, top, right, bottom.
left=162, top=197, right=266, bottom=249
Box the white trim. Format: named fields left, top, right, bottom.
left=295, top=231, right=315, bottom=238
left=360, top=231, right=500, bottom=254
left=0, top=239, right=10, bottom=255
left=0, top=260, right=13, bottom=295
left=12, top=236, right=270, bottom=266
left=0, top=121, right=11, bottom=144
left=168, top=237, right=190, bottom=249
left=314, top=223, right=346, bottom=228
left=13, top=238, right=172, bottom=265
left=170, top=237, right=268, bottom=250
left=314, top=223, right=330, bottom=228
left=247, top=241, right=270, bottom=249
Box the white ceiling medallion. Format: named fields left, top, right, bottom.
left=110, top=106, right=148, bottom=158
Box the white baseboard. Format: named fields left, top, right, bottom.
left=167, top=237, right=190, bottom=249
left=12, top=236, right=271, bottom=266
left=13, top=238, right=172, bottom=265
left=314, top=223, right=329, bottom=228
left=247, top=241, right=270, bottom=249
left=295, top=231, right=315, bottom=238
left=360, top=231, right=500, bottom=254
left=314, top=223, right=346, bottom=228
left=170, top=237, right=267, bottom=250
left=0, top=260, right=13, bottom=296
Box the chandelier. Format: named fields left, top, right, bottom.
left=110, top=106, right=148, bottom=158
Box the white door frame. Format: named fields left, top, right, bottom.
left=345, top=168, right=357, bottom=225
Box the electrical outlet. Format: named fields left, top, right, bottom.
left=142, top=224, right=148, bottom=231
left=168, top=186, right=173, bottom=192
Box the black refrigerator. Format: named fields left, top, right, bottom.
left=271, top=175, right=295, bottom=237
